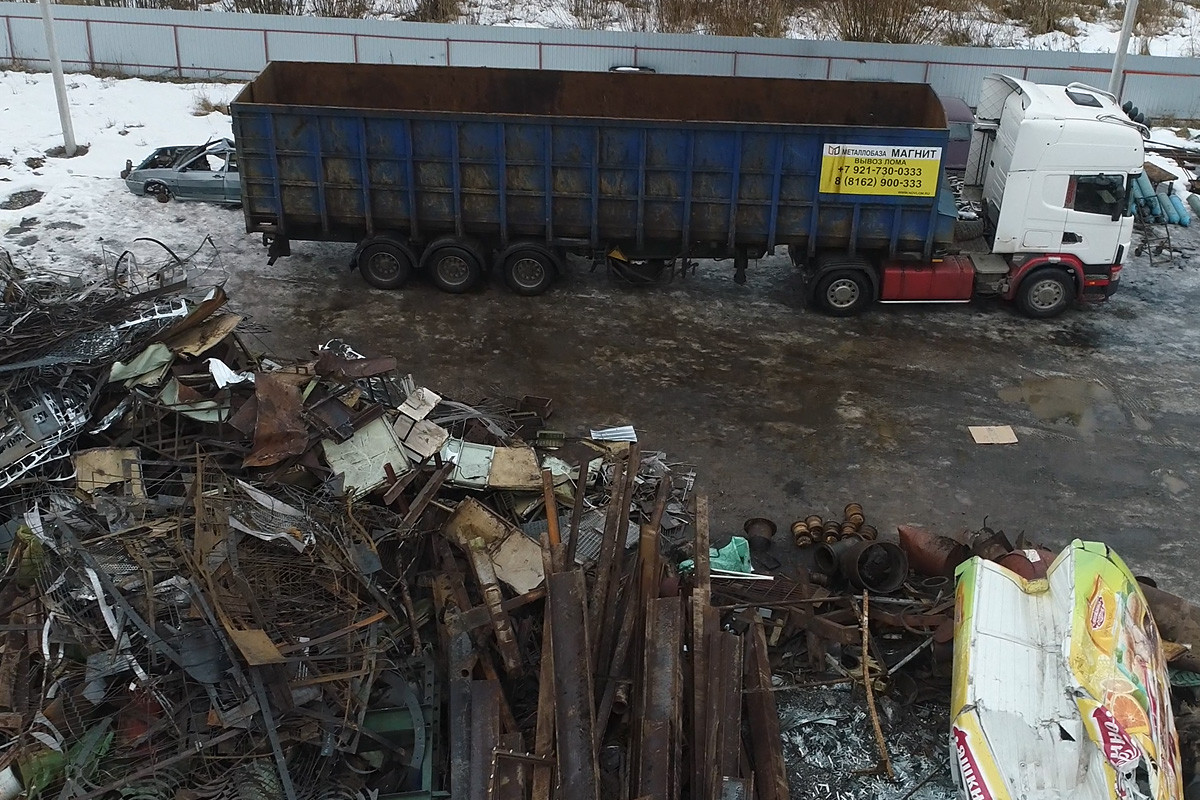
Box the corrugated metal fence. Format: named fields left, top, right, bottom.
left=2, top=1, right=1199, bottom=116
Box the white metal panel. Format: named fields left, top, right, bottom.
left=88, top=18, right=175, bottom=74
left=265, top=30, right=355, bottom=63
left=540, top=43, right=638, bottom=72
left=827, top=57, right=925, bottom=83
left=733, top=52, right=828, bottom=79
left=177, top=24, right=265, bottom=76
left=448, top=39, right=539, bottom=69
left=632, top=45, right=734, bottom=76
left=354, top=34, right=450, bottom=66
left=8, top=15, right=90, bottom=70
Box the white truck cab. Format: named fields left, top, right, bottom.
left=975, top=75, right=1146, bottom=276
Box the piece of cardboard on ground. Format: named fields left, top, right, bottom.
left=74, top=447, right=145, bottom=498
left=968, top=425, right=1018, bottom=444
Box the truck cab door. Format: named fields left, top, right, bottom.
left=1014, top=171, right=1070, bottom=251
left=1059, top=174, right=1128, bottom=265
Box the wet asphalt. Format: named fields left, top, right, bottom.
left=224, top=227, right=1200, bottom=599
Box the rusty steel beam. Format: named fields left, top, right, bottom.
left=716, top=631, right=744, bottom=781
left=470, top=680, right=503, bottom=800
left=549, top=570, right=600, bottom=800
left=565, top=457, right=589, bottom=567
left=589, top=455, right=628, bottom=672
left=449, top=630, right=477, bottom=800
left=744, top=621, right=788, bottom=800
left=637, top=596, right=682, bottom=800
left=691, top=493, right=712, bottom=800
left=594, top=552, right=641, bottom=749
left=396, top=461, right=454, bottom=530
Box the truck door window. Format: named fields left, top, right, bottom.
left=949, top=122, right=972, bottom=141
left=1067, top=174, right=1124, bottom=217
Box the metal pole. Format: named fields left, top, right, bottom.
left=38, top=0, right=77, bottom=157
left=1108, top=0, right=1140, bottom=98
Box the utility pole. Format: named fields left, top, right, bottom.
left=38, top=0, right=77, bottom=157
left=1108, top=0, right=1140, bottom=98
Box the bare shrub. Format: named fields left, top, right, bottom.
left=1132, top=0, right=1182, bottom=37
left=572, top=0, right=608, bottom=27
left=59, top=0, right=200, bottom=9
left=407, top=0, right=458, bottom=21
left=222, top=0, right=304, bottom=14
left=656, top=0, right=704, bottom=32
left=311, top=0, right=371, bottom=17
left=705, top=0, right=791, bottom=36
left=988, top=0, right=1078, bottom=35
left=820, top=0, right=953, bottom=43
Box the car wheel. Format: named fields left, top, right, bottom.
left=815, top=269, right=872, bottom=316
left=1016, top=268, right=1073, bottom=318
left=358, top=240, right=415, bottom=290
left=145, top=182, right=170, bottom=203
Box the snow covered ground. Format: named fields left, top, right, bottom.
left=406, top=0, right=1200, bottom=56
left=0, top=71, right=244, bottom=279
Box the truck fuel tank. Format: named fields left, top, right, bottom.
left=879, top=255, right=975, bottom=301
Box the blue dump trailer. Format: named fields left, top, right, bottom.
left=232, top=62, right=959, bottom=307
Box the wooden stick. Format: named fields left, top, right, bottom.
left=861, top=591, right=894, bottom=781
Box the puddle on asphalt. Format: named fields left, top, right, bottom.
left=998, top=377, right=1122, bottom=434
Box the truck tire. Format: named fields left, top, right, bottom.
left=815, top=269, right=872, bottom=316
left=358, top=240, right=415, bottom=290
left=1015, top=268, right=1072, bottom=319
left=423, top=239, right=485, bottom=293
left=501, top=246, right=558, bottom=295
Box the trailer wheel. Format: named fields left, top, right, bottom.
left=815, top=269, right=871, bottom=316
left=1016, top=268, right=1072, bottom=319
left=502, top=247, right=558, bottom=296
left=423, top=239, right=485, bottom=293
left=358, top=241, right=415, bottom=290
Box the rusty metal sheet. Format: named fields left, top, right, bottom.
left=225, top=627, right=287, bottom=666
left=548, top=570, right=600, bottom=800
left=163, top=313, right=243, bottom=357
left=244, top=372, right=308, bottom=468
left=461, top=537, right=523, bottom=675
left=315, top=351, right=397, bottom=381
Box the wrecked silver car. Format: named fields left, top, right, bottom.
left=120, top=138, right=241, bottom=205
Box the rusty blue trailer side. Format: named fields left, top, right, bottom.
left=232, top=62, right=955, bottom=267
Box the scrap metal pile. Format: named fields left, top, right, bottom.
left=0, top=245, right=1196, bottom=800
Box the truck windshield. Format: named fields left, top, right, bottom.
left=1069, top=174, right=1126, bottom=217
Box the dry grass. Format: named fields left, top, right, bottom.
left=221, top=0, right=304, bottom=14
left=817, top=0, right=960, bottom=43
left=311, top=0, right=372, bottom=16
left=192, top=91, right=230, bottom=116
left=407, top=0, right=459, bottom=21
left=656, top=0, right=792, bottom=36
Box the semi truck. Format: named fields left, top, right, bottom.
left=230, top=62, right=1147, bottom=318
